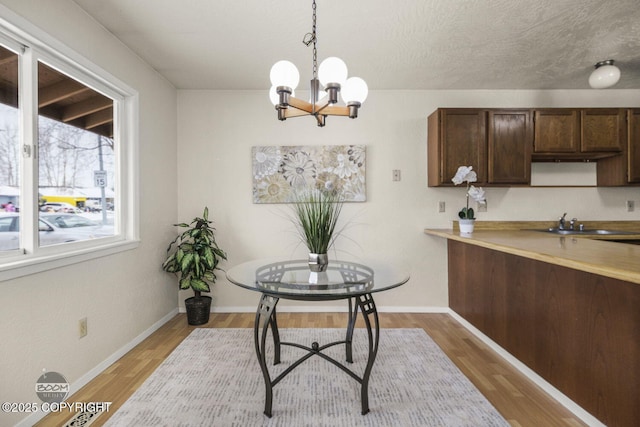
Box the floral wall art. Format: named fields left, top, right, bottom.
left=252, top=145, right=366, bottom=203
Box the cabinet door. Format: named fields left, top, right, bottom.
left=488, top=110, right=532, bottom=184
left=581, top=109, right=624, bottom=152
left=440, top=109, right=486, bottom=185
left=534, top=109, right=580, bottom=153
left=629, top=109, right=640, bottom=183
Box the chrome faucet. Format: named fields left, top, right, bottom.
left=569, top=217, right=577, bottom=230
left=558, top=213, right=567, bottom=230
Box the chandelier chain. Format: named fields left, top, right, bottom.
left=312, top=0, right=317, bottom=79
left=301, top=0, right=319, bottom=79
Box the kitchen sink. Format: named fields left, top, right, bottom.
left=531, top=228, right=637, bottom=236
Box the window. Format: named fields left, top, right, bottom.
left=0, top=20, right=138, bottom=280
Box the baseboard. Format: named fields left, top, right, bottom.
left=447, top=309, right=605, bottom=427
left=17, top=308, right=179, bottom=427
left=207, top=305, right=450, bottom=313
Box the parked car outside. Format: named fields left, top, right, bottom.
left=40, top=202, right=83, bottom=214
left=40, top=213, right=114, bottom=238
left=0, top=213, right=114, bottom=251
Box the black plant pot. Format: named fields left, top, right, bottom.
left=185, top=296, right=212, bottom=325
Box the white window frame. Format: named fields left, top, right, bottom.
left=0, top=8, right=139, bottom=282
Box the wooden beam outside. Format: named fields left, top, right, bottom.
left=84, top=107, right=113, bottom=129
left=0, top=53, right=17, bottom=67
left=39, top=80, right=90, bottom=107
left=62, top=96, right=113, bottom=122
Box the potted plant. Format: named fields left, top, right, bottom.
left=451, top=165, right=486, bottom=234
left=162, top=207, right=227, bottom=325
left=291, top=188, right=344, bottom=272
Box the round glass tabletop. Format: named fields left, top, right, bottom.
left=226, top=258, right=410, bottom=301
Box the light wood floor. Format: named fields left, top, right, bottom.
left=36, top=312, right=587, bottom=427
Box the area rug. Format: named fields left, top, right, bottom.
left=104, top=328, right=509, bottom=427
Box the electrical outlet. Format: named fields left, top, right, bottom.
left=392, top=169, right=401, bottom=181
left=438, top=201, right=445, bottom=213
left=626, top=200, right=635, bottom=212
left=79, top=317, right=87, bottom=338
left=477, top=201, right=487, bottom=212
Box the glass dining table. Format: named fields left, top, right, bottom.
left=226, top=258, right=410, bottom=417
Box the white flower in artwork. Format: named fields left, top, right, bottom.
left=252, top=146, right=282, bottom=179
left=282, top=151, right=316, bottom=187
left=315, top=171, right=343, bottom=193
left=347, top=145, right=366, bottom=168
left=254, top=174, right=292, bottom=203
left=321, top=146, right=359, bottom=179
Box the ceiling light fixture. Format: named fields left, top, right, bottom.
left=588, top=59, right=621, bottom=89
left=269, top=0, right=368, bottom=127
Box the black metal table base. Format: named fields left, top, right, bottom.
left=254, top=293, right=380, bottom=417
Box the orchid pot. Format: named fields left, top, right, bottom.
left=458, top=219, right=475, bottom=234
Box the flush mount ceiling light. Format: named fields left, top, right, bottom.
left=269, top=0, right=368, bottom=127
left=588, top=59, right=621, bottom=89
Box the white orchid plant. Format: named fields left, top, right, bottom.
left=451, top=166, right=486, bottom=220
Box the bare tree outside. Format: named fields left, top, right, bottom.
left=0, top=105, right=19, bottom=187
left=38, top=116, right=113, bottom=189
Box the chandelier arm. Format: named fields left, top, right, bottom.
left=280, top=95, right=351, bottom=119
left=319, top=105, right=350, bottom=116
left=287, top=97, right=314, bottom=113
left=282, top=108, right=313, bottom=119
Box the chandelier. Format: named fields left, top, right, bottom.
left=269, top=0, right=368, bottom=127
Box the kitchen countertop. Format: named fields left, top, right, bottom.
left=425, top=221, right=640, bottom=285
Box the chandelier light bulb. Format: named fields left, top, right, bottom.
left=270, top=60, right=300, bottom=89
left=341, top=77, right=369, bottom=104
left=318, top=57, right=348, bottom=87
left=269, top=86, right=279, bottom=105
left=588, top=60, right=620, bottom=89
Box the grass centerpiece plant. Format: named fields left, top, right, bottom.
left=291, top=188, right=344, bottom=272
left=162, top=207, right=227, bottom=325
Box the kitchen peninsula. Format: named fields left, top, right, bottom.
left=426, top=222, right=640, bottom=427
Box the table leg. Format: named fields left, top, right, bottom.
left=345, top=297, right=359, bottom=363
left=270, top=305, right=281, bottom=364
left=356, top=293, right=379, bottom=415
left=254, top=294, right=279, bottom=418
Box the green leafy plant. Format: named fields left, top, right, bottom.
left=161, top=207, right=227, bottom=298
left=291, top=188, right=344, bottom=254
left=451, top=165, right=486, bottom=220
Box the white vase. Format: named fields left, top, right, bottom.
left=458, top=219, right=475, bottom=234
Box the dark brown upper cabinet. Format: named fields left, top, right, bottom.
left=597, top=108, right=640, bottom=186
left=488, top=110, right=532, bottom=185
left=533, top=108, right=625, bottom=160
left=428, top=109, right=486, bottom=186
left=427, top=108, right=531, bottom=186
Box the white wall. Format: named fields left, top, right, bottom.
left=177, top=89, right=640, bottom=312
left=0, top=1, right=178, bottom=426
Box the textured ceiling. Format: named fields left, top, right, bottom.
left=73, top=0, right=640, bottom=90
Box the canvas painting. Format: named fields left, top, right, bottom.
left=252, top=145, right=366, bottom=203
